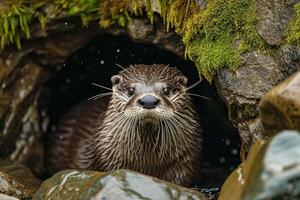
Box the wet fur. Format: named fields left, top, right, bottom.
left=46, top=64, right=202, bottom=186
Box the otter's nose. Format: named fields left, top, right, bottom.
left=138, top=95, right=160, bottom=109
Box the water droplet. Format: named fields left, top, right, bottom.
left=225, top=139, right=230, bottom=146
left=100, top=60, right=105, bottom=64
left=116, top=49, right=120, bottom=53
left=219, top=157, right=226, bottom=163
left=231, top=148, right=238, bottom=155
left=41, top=110, right=46, bottom=117
left=64, top=22, right=68, bottom=26
left=51, top=125, right=56, bottom=131
left=56, top=65, right=62, bottom=71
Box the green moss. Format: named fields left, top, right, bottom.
left=183, top=0, right=268, bottom=81
left=54, top=0, right=101, bottom=26
left=285, top=3, right=300, bottom=46
left=0, top=0, right=271, bottom=81
left=0, top=0, right=46, bottom=49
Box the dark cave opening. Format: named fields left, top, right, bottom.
left=39, top=33, right=241, bottom=195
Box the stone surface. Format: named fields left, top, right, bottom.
left=33, top=169, right=207, bottom=200
left=0, top=25, right=96, bottom=175
left=256, top=0, right=300, bottom=45
left=243, top=131, right=300, bottom=200
left=0, top=160, right=41, bottom=200
left=219, top=130, right=300, bottom=200
left=218, top=139, right=266, bottom=200
left=277, top=45, right=300, bottom=78
left=125, top=18, right=185, bottom=58
left=215, top=52, right=284, bottom=158
left=259, top=72, right=300, bottom=137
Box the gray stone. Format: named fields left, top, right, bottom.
left=256, top=0, right=299, bottom=45
left=277, top=45, right=300, bottom=78
left=215, top=52, right=284, bottom=158
left=259, top=72, right=300, bottom=137
left=243, top=130, right=300, bottom=200
left=0, top=194, right=20, bottom=200
left=33, top=169, right=207, bottom=200
left=126, top=18, right=185, bottom=58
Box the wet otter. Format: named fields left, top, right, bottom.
left=46, top=64, right=202, bottom=186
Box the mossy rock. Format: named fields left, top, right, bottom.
left=1, top=0, right=299, bottom=81
left=33, top=169, right=207, bottom=200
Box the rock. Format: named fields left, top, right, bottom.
left=0, top=194, right=20, bottom=200
left=256, top=0, right=299, bottom=45
left=33, top=169, right=207, bottom=200
left=0, top=160, right=41, bottom=200
left=0, top=28, right=95, bottom=175
left=243, top=130, right=300, bottom=200
left=218, top=139, right=266, bottom=200
left=219, top=130, right=300, bottom=200
left=277, top=45, right=300, bottom=78
left=215, top=52, right=283, bottom=158
left=126, top=18, right=185, bottom=58
left=259, top=72, right=300, bottom=137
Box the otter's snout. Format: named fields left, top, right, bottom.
left=138, top=95, right=160, bottom=109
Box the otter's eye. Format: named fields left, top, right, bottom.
left=162, top=87, right=170, bottom=96
left=127, top=87, right=135, bottom=97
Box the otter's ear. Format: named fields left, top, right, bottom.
left=111, top=75, right=123, bottom=86
left=176, top=76, right=188, bottom=86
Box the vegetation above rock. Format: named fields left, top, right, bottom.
left=286, top=2, right=300, bottom=46
left=0, top=0, right=298, bottom=81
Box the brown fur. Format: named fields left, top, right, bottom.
left=46, top=64, right=202, bottom=186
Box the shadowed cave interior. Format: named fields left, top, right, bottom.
left=39, top=34, right=241, bottom=195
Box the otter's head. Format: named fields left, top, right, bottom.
left=110, top=64, right=192, bottom=124
left=105, top=64, right=200, bottom=159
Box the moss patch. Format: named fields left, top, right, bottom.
left=0, top=0, right=270, bottom=81
left=182, top=0, right=269, bottom=81
left=0, top=0, right=46, bottom=49
left=285, top=2, right=300, bottom=46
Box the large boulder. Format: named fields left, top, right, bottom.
left=219, top=130, right=300, bottom=200
left=259, top=72, right=300, bottom=136
left=215, top=52, right=284, bottom=158
left=33, top=169, right=207, bottom=200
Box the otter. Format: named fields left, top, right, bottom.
left=46, top=64, right=202, bottom=186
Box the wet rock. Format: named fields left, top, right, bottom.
left=0, top=160, right=41, bottom=200
left=277, top=45, right=300, bottom=78
left=33, top=169, right=207, bottom=200
left=126, top=18, right=185, bottom=58
left=0, top=194, right=20, bottom=200
left=0, top=28, right=95, bottom=175
left=218, top=139, right=266, bottom=200
left=215, top=52, right=283, bottom=158
left=243, top=130, right=300, bottom=200
left=256, top=0, right=299, bottom=45
left=219, top=130, right=300, bottom=200
left=259, top=72, right=300, bottom=137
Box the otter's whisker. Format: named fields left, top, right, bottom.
left=88, top=92, right=112, bottom=100
left=185, top=79, right=202, bottom=91
left=116, top=63, right=137, bottom=79
left=185, top=93, right=211, bottom=101
left=92, top=83, right=112, bottom=91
